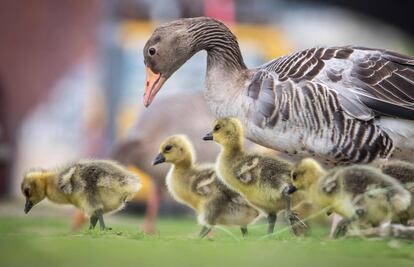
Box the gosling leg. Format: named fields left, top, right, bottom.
left=199, top=226, right=212, bottom=238
left=89, top=215, right=98, bottom=230
left=333, top=218, right=353, bottom=238
left=333, top=209, right=364, bottom=238
left=240, top=226, right=248, bottom=237
left=267, top=213, right=277, bottom=234
left=329, top=214, right=343, bottom=237
left=392, top=211, right=409, bottom=226
left=283, top=187, right=307, bottom=236
left=96, top=209, right=111, bottom=231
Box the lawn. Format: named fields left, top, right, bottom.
left=0, top=214, right=413, bottom=267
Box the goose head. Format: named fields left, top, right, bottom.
left=203, top=117, right=244, bottom=149
left=143, top=20, right=195, bottom=107
left=143, top=17, right=245, bottom=107
left=291, top=158, right=325, bottom=190
left=153, top=135, right=195, bottom=167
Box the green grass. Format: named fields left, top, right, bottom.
left=0, top=215, right=413, bottom=267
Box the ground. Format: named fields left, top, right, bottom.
left=1, top=212, right=414, bottom=267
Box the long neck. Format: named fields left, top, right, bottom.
left=188, top=19, right=247, bottom=73
left=186, top=18, right=250, bottom=118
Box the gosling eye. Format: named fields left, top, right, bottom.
left=164, top=145, right=173, bottom=152
left=148, top=47, right=156, bottom=56
left=214, top=125, right=221, bottom=132
left=291, top=172, right=298, bottom=181
left=24, top=188, right=30, bottom=197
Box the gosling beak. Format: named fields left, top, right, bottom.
left=24, top=199, right=33, bottom=214
left=143, top=67, right=166, bottom=107
left=202, top=132, right=213, bottom=141
left=286, top=184, right=297, bottom=194
left=152, top=153, right=166, bottom=165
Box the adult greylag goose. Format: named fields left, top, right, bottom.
left=143, top=17, right=414, bottom=165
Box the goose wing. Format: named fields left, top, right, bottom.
left=248, top=46, right=414, bottom=124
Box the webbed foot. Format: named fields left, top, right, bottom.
left=287, top=211, right=307, bottom=236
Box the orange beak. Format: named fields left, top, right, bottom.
left=143, top=67, right=166, bottom=107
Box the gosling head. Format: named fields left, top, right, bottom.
left=291, top=158, right=325, bottom=190
left=153, top=135, right=195, bottom=167
left=21, top=170, right=48, bottom=213
left=203, top=117, right=244, bottom=149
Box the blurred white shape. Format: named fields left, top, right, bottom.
left=12, top=59, right=100, bottom=197
left=278, top=6, right=411, bottom=52
left=146, top=0, right=181, bottom=22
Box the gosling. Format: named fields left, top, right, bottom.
left=153, top=135, right=260, bottom=237
left=21, top=159, right=141, bottom=230
left=203, top=117, right=306, bottom=236
left=291, top=158, right=411, bottom=237
left=379, top=160, right=414, bottom=225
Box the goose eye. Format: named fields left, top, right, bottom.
left=291, top=172, right=298, bottom=181
left=214, top=125, right=221, bottom=132
left=148, top=47, right=156, bottom=56
left=164, top=145, right=172, bottom=152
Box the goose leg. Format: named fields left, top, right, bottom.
left=267, top=213, right=277, bottom=234
left=240, top=226, right=248, bottom=237
left=283, top=187, right=307, bottom=236
left=96, top=209, right=111, bottom=231
left=89, top=215, right=98, bottom=230
left=199, top=226, right=212, bottom=238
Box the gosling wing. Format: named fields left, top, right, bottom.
left=192, top=169, right=217, bottom=196
left=234, top=157, right=260, bottom=184
left=57, top=166, right=77, bottom=194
